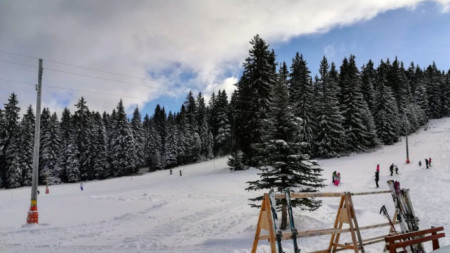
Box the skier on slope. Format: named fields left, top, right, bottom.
left=80, top=182, right=84, bottom=191
left=429, top=157, right=432, bottom=167
left=375, top=170, right=379, bottom=188
left=389, top=163, right=394, bottom=176
left=419, top=160, right=422, bottom=167
left=332, top=171, right=337, bottom=185
left=395, top=165, right=398, bottom=175
left=425, top=158, right=429, bottom=169
left=376, top=164, right=380, bottom=172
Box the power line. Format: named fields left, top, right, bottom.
left=0, top=50, right=39, bottom=60
left=0, top=50, right=147, bottom=80
left=0, top=77, right=148, bottom=100
left=45, top=85, right=148, bottom=100
left=44, top=67, right=158, bottom=89
left=0, top=78, right=35, bottom=86
left=0, top=59, right=38, bottom=69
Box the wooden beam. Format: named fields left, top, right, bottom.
left=273, top=190, right=391, bottom=199
left=258, top=222, right=398, bottom=241
left=389, top=233, right=445, bottom=250
left=385, top=226, right=444, bottom=242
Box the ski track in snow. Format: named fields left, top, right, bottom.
left=1, top=118, right=450, bottom=252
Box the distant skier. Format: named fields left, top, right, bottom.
left=395, top=165, right=398, bottom=175
left=419, top=160, right=422, bottom=167
left=429, top=157, right=432, bottom=167
left=375, top=170, right=379, bottom=188
left=170, top=169, right=172, bottom=175
left=376, top=164, right=380, bottom=172
left=80, top=182, right=84, bottom=191
left=425, top=158, right=429, bottom=169
left=332, top=171, right=337, bottom=185
left=389, top=163, right=394, bottom=176
left=179, top=170, right=182, bottom=176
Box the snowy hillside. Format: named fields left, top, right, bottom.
left=1, top=118, right=449, bottom=253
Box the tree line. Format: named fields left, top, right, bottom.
left=1, top=35, right=449, bottom=190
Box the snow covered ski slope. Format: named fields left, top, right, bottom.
left=1, top=118, right=449, bottom=253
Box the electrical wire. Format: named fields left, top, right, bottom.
left=0, top=78, right=35, bottom=86
left=0, top=50, right=147, bottom=80
left=44, top=67, right=156, bottom=89
left=45, top=85, right=148, bottom=100
left=0, top=59, right=37, bottom=69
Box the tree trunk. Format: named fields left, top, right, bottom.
left=280, top=199, right=287, bottom=229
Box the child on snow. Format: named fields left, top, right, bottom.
left=333, top=172, right=341, bottom=186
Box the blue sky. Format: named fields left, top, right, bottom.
left=273, top=1, right=450, bottom=78
left=1, top=0, right=450, bottom=118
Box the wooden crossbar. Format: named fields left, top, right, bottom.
left=258, top=222, right=398, bottom=240
left=385, top=226, right=446, bottom=252
left=272, top=190, right=390, bottom=199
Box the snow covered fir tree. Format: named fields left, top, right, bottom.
left=1, top=34, right=450, bottom=192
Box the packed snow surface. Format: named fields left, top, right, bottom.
left=1, top=118, right=449, bottom=253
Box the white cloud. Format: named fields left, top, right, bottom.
left=1, top=0, right=447, bottom=115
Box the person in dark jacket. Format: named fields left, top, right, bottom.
left=425, top=158, right=429, bottom=169
left=389, top=163, right=394, bottom=176
left=419, top=160, right=422, bottom=167
left=375, top=170, right=379, bottom=188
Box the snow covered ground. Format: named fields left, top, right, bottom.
left=1, top=118, right=449, bottom=253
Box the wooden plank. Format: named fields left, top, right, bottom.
left=264, top=193, right=277, bottom=253
left=258, top=222, right=397, bottom=241
left=329, top=196, right=345, bottom=252
left=385, top=226, right=444, bottom=242
left=389, top=233, right=445, bottom=250
left=338, top=207, right=350, bottom=223
left=347, top=193, right=365, bottom=253
left=344, top=194, right=359, bottom=253
left=350, top=190, right=390, bottom=196
left=251, top=197, right=266, bottom=253
left=273, top=190, right=391, bottom=199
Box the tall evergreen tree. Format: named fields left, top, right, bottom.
left=90, top=112, right=108, bottom=179
left=374, top=81, right=399, bottom=145
left=235, top=34, right=276, bottom=167
left=340, top=56, right=377, bottom=151
left=2, top=93, right=21, bottom=188
left=425, top=63, right=443, bottom=119
left=314, top=57, right=346, bottom=158
left=361, top=60, right=377, bottom=114
left=73, top=97, right=91, bottom=180
left=19, top=106, right=35, bottom=186
left=164, top=112, right=179, bottom=169
left=61, top=132, right=80, bottom=183
left=197, top=92, right=213, bottom=160
left=109, top=100, right=137, bottom=176
left=289, top=53, right=316, bottom=154
left=215, top=90, right=232, bottom=156
left=247, top=62, right=325, bottom=229
left=131, top=107, right=145, bottom=168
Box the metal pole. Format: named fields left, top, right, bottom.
left=27, top=58, right=43, bottom=224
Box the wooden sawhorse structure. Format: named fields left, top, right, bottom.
left=252, top=190, right=396, bottom=253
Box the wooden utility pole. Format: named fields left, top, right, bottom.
left=27, top=59, right=43, bottom=224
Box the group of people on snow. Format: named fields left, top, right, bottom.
left=374, top=157, right=433, bottom=188
left=419, top=157, right=432, bottom=169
